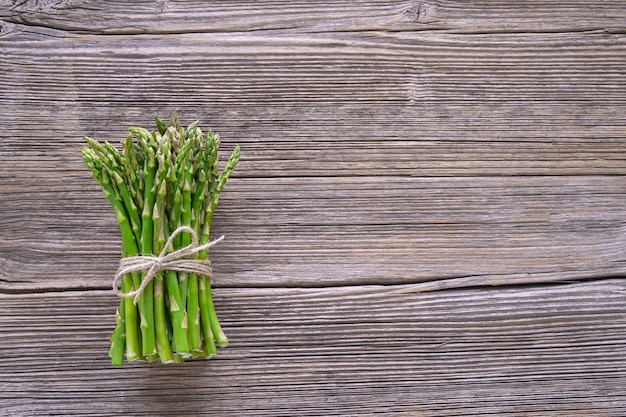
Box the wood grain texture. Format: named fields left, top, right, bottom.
left=2, top=0, right=625, bottom=35
left=1, top=30, right=625, bottom=291
left=1, top=280, right=625, bottom=416
left=1, top=0, right=625, bottom=415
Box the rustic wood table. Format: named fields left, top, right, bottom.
left=2, top=2, right=626, bottom=416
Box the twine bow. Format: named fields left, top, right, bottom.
left=113, top=226, right=224, bottom=304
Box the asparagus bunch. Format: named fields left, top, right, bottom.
left=82, top=112, right=239, bottom=365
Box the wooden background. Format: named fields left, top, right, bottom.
left=1, top=1, right=626, bottom=415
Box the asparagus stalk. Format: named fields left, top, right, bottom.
left=153, top=273, right=173, bottom=363
left=189, top=164, right=209, bottom=355
left=138, top=144, right=157, bottom=360
left=108, top=302, right=126, bottom=365
left=200, top=144, right=240, bottom=348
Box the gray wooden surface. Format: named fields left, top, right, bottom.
left=1, top=1, right=626, bottom=416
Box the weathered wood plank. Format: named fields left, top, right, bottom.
left=1, top=31, right=625, bottom=104
left=1, top=280, right=625, bottom=416
left=1, top=0, right=625, bottom=35
left=2, top=172, right=626, bottom=290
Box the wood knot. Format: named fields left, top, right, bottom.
left=155, top=0, right=168, bottom=14
left=404, top=2, right=435, bottom=23
left=0, top=21, right=16, bottom=38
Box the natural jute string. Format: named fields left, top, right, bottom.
left=112, top=225, right=224, bottom=304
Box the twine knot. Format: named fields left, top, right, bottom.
left=113, top=226, right=224, bottom=304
